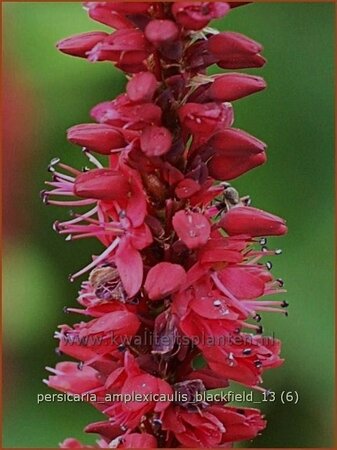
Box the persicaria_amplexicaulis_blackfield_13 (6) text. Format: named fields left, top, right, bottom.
left=42, top=2, right=288, bottom=448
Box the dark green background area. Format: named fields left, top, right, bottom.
left=2, top=2, right=335, bottom=448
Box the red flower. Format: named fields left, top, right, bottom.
left=179, top=102, right=233, bottom=136
left=162, top=404, right=266, bottom=447
left=45, top=2, right=287, bottom=447
left=91, top=94, right=162, bottom=130
left=172, top=2, right=230, bottom=30
left=67, top=124, right=126, bottom=155
left=46, top=362, right=103, bottom=394
left=103, top=352, right=172, bottom=429
left=87, top=29, right=150, bottom=73
left=74, top=169, right=132, bottom=201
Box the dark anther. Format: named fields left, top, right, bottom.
left=277, top=278, right=284, bottom=287
left=261, top=246, right=268, bottom=252
left=259, top=238, right=267, bottom=246
left=40, top=190, right=49, bottom=205
left=254, top=360, right=262, bottom=368
left=256, top=325, right=264, bottom=334
left=53, top=221, right=61, bottom=232
left=118, top=344, right=127, bottom=352
left=48, top=157, right=60, bottom=172
left=77, top=361, right=84, bottom=370
left=81, top=166, right=90, bottom=172
left=242, top=348, right=252, bottom=355
left=254, top=314, right=262, bottom=322
left=281, top=300, right=289, bottom=308
left=284, top=311, right=289, bottom=317
left=266, top=261, right=273, bottom=270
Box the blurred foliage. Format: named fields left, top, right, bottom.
left=2, top=2, right=334, bottom=448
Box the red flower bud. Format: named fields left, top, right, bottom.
left=220, top=206, right=288, bottom=237
left=206, top=128, right=266, bottom=180
left=208, top=31, right=266, bottom=69
left=175, top=178, right=201, bottom=199
left=67, top=124, right=126, bottom=154
left=85, top=3, right=134, bottom=29
left=74, top=169, right=131, bottom=201
left=140, top=125, right=173, bottom=156
left=145, top=20, right=179, bottom=47
left=126, top=72, right=158, bottom=103
left=56, top=31, right=108, bottom=58
left=172, top=2, right=230, bottom=30
left=145, top=262, right=187, bottom=300
left=178, top=102, right=233, bottom=135
left=87, top=29, right=150, bottom=73
left=91, top=95, right=162, bottom=130
left=173, top=210, right=211, bottom=249
left=209, top=73, right=266, bottom=102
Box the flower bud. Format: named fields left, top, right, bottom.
left=209, top=73, right=266, bottom=102
left=84, top=3, right=134, bottom=29
left=206, top=128, right=266, bottom=180
left=178, top=102, right=233, bottom=135
left=126, top=72, right=158, bottom=103
left=220, top=206, right=287, bottom=237
left=208, top=31, right=266, bottom=69
left=172, top=2, right=230, bottom=30
left=86, top=29, right=149, bottom=73
left=140, top=126, right=173, bottom=156
left=74, top=169, right=131, bottom=201
left=145, top=20, right=179, bottom=47
left=67, top=124, right=125, bottom=154
left=145, top=262, right=186, bottom=300
left=56, top=31, right=108, bottom=57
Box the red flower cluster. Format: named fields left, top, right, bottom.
left=43, top=2, right=288, bottom=448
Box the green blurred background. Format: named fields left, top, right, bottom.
left=2, top=2, right=335, bottom=448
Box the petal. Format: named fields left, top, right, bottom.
left=173, top=210, right=210, bottom=249
left=115, top=239, right=143, bottom=297
left=144, top=262, right=187, bottom=301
